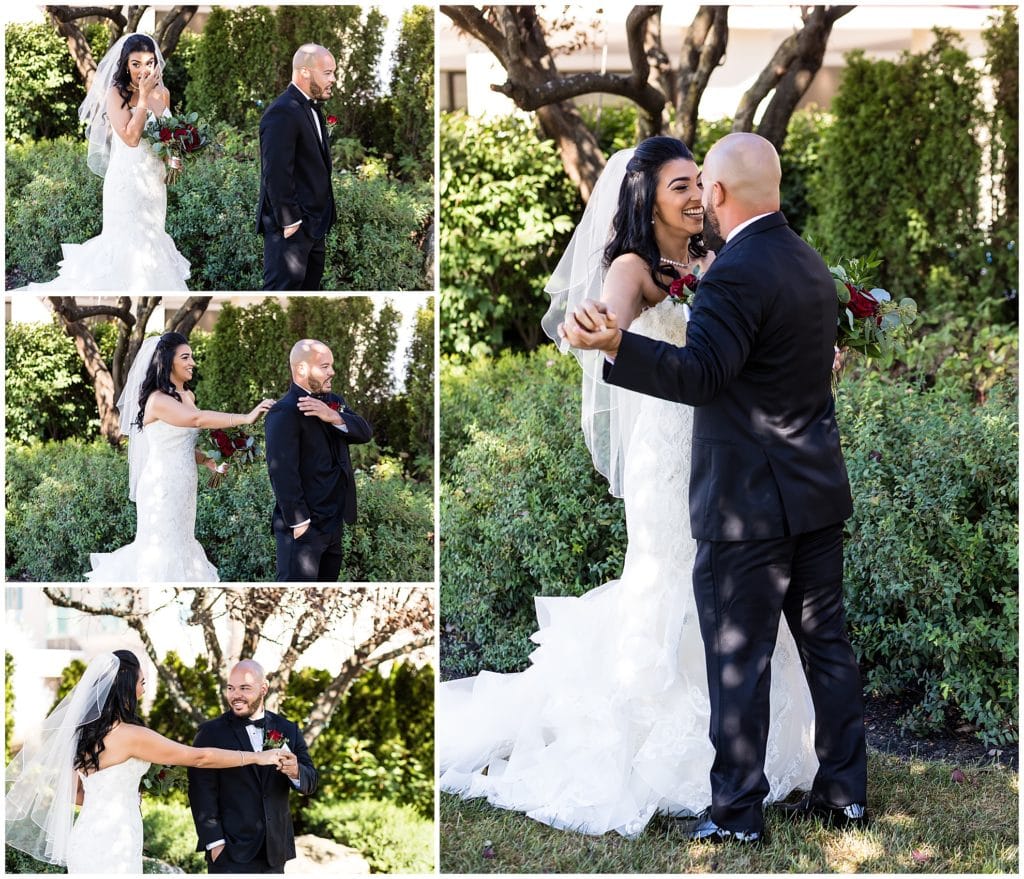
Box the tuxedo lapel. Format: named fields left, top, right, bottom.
left=228, top=716, right=266, bottom=784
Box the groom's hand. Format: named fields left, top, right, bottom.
left=278, top=752, right=300, bottom=780
left=210, top=844, right=225, bottom=863
left=297, top=395, right=343, bottom=426
left=560, top=299, right=622, bottom=358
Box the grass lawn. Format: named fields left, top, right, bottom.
left=440, top=752, right=1018, bottom=873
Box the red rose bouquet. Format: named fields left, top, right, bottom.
left=828, top=253, right=919, bottom=367
left=667, top=272, right=700, bottom=306
left=143, top=111, right=216, bottom=184
left=142, top=763, right=187, bottom=797
left=200, top=428, right=262, bottom=488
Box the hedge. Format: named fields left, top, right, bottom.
left=5, top=440, right=433, bottom=582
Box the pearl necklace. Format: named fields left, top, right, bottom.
left=659, top=255, right=692, bottom=269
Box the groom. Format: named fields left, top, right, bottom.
left=265, top=339, right=373, bottom=581
left=188, top=660, right=317, bottom=873
left=257, top=43, right=337, bottom=290
left=562, top=133, right=867, bottom=844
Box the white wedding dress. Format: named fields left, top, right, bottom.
left=87, top=420, right=218, bottom=581
left=66, top=757, right=150, bottom=874
left=22, top=107, right=190, bottom=292
left=439, top=298, right=819, bottom=837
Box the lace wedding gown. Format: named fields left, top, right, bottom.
left=22, top=107, right=189, bottom=291
left=439, top=298, right=818, bottom=837
left=87, top=420, right=218, bottom=582
left=66, top=757, right=149, bottom=874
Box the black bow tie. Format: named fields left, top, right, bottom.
left=311, top=392, right=328, bottom=402
left=244, top=717, right=266, bottom=730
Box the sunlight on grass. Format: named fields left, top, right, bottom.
left=441, top=752, right=1019, bottom=874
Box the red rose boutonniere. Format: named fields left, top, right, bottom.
left=264, top=729, right=287, bottom=750
left=325, top=114, right=338, bottom=136
left=327, top=400, right=341, bottom=412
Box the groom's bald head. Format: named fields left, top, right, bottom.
left=291, top=43, right=336, bottom=101
left=700, top=132, right=781, bottom=240
left=289, top=339, right=335, bottom=394
left=292, top=43, right=330, bottom=72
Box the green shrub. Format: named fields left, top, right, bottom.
left=329, top=176, right=432, bottom=290
left=4, top=22, right=108, bottom=143
left=440, top=112, right=581, bottom=358
left=807, top=31, right=984, bottom=313
left=4, top=320, right=118, bottom=444
left=5, top=440, right=132, bottom=580
left=5, top=653, right=14, bottom=765
left=5, top=138, right=431, bottom=291
left=440, top=350, right=627, bottom=677
left=4, top=138, right=102, bottom=284
left=300, top=799, right=434, bottom=874
left=4, top=846, right=62, bottom=874
left=141, top=800, right=205, bottom=873
left=441, top=345, right=1019, bottom=744
left=6, top=441, right=433, bottom=582
left=836, top=374, right=1018, bottom=745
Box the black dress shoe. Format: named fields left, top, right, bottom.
left=775, top=794, right=870, bottom=829
left=671, top=809, right=766, bottom=846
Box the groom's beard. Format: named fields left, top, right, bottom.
left=229, top=693, right=264, bottom=719
left=704, top=200, right=721, bottom=238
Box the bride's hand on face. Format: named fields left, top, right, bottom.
left=137, top=67, right=160, bottom=100
left=244, top=399, right=276, bottom=425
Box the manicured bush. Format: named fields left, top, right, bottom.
left=836, top=374, right=1018, bottom=745
left=807, top=31, right=985, bottom=312
left=4, top=138, right=102, bottom=284
left=4, top=22, right=108, bottom=143
left=5, top=320, right=104, bottom=444
left=441, top=345, right=1019, bottom=744
left=300, top=799, right=434, bottom=874
left=4, top=847, right=61, bottom=874
left=141, top=800, right=206, bottom=873
left=440, top=350, right=627, bottom=677
left=440, top=112, right=581, bottom=358
left=6, top=440, right=433, bottom=582
left=5, top=653, right=14, bottom=765
left=5, top=138, right=431, bottom=291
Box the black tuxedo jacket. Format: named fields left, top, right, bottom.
left=257, top=84, right=336, bottom=239
left=188, top=710, right=318, bottom=867
left=265, top=383, right=373, bottom=533
left=607, top=211, right=853, bottom=541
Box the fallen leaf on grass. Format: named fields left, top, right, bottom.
left=912, top=850, right=930, bottom=864
left=950, top=768, right=966, bottom=783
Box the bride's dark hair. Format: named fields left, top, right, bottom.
left=73, top=650, right=145, bottom=774
left=112, top=33, right=158, bottom=110
left=603, top=135, right=708, bottom=290
left=134, top=331, right=192, bottom=430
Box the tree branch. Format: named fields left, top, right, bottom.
left=166, top=296, right=213, bottom=337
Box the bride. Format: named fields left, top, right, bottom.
left=439, top=137, right=818, bottom=838
left=4, top=650, right=284, bottom=873
left=20, top=32, right=190, bottom=291
left=86, top=332, right=274, bottom=582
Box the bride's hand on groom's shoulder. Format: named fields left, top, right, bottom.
left=245, top=399, right=276, bottom=424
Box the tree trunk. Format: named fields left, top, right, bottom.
left=46, top=5, right=197, bottom=91
left=733, top=6, right=854, bottom=150
left=674, top=6, right=730, bottom=148
left=47, top=296, right=211, bottom=444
